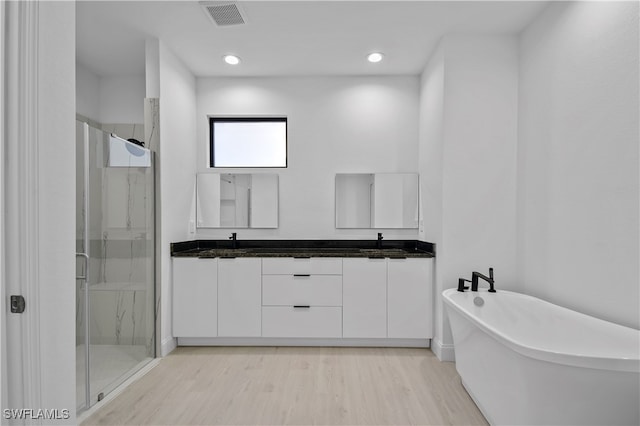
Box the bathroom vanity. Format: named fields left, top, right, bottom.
left=171, top=240, right=434, bottom=347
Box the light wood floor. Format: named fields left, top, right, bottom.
left=82, top=346, right=487, bottom=425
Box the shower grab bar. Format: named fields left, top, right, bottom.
left=76, top=252, right=89, bottom=280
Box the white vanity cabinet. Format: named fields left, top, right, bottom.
left=218, top=257, right=262, bottom=337
left=172, top=258, right=218, bottom=337
left=172, top=253, right=433, bottom=345
left=387, top=258, right=432, bottom=339
left=343, top=258, right=387, bottom=338
left=261, top=258, right=343, bottom=338
left=343, top=257, right=433, bottom=339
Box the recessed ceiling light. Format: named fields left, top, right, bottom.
left=223, top=54, right=240, bottom=65
left=367, top=52, right=384, bottom=63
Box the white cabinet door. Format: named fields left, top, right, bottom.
left=218, top=257, right=262, bottom=337
left=172, top=258, right=217, bottom=337
left=387, top=258, right=432, bottom=339
left=262, top=275, right=342, bottom=306
left=343, top=258, right=387, bottom=338
left=262, top=257, right=342, bottom=275
left=262, top=306, right=342, bottom=338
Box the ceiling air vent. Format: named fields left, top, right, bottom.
left=200, top=2, right=246, bottom=26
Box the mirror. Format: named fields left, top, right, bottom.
left=197, top=173, right=279, bottom=228
left=335, top=173, right=418, bottom=229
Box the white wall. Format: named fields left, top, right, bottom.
left=76, top=63, right=144, bottom=125
left=195, top=76, right=420, bottom=240
left=76, top=63, right=100, bottom=122
left=518, top=1, right=639, bottom=329
left=419, top=36, right=519, bottom=360
left=158, top=41, right=198, bottom=354
left=441, top=35, right=519, bottom=293
left=99, top=75, right=145, bottom=124
left=418, top=42, right=446, bottom=355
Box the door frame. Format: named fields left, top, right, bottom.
left=1, top=0, right=7, bottom=411
left=2, top=0, right=44, bottom=414
left=3, top=1, right=77, bottom=422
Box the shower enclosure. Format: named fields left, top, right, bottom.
left=75, top=121, right=155, bottom=412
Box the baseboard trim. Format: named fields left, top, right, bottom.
left=431, top=338, right=455, bottom=361
left=177, top=337, right=431, bottom=348
left=161, top=336, right=177, bottom=356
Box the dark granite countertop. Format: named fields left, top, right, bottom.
left=171, top=239, right=435, bottom=259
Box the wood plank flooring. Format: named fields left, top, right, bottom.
left=82, top=346, right=487, bottom=425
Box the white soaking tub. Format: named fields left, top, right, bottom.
left=443, top=288, right=639, bottom=426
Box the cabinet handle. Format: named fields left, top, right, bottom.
left=293, top=256, right=311, bottom=259
left=293, top=274, right=310, bottom=277
left=293, top=305, right=310, bottom=308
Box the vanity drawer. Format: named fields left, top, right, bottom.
left=262, top=257, right=342, bottom=275
left=262, top=306, right=342, bottom=338
left=262, top=275, right=342, bottom=306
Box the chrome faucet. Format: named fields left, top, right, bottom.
left=229, top=232, right=237, bottom=249
left=471, top=267, right=496, bottom=292
left=377, top=232, right=383, bottom=249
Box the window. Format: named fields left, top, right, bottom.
left=209, top=117, right=287, bottom=168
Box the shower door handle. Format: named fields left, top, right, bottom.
left=76, top=252, right=89, bottom=280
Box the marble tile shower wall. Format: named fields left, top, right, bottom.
left=76, top=127, right=154, bottom=351
left=144, top=98, right=160, bottom=153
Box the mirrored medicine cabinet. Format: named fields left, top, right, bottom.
left=335, top=173, right=419, bottom=229
left=196, top=173, right=279, bottom=228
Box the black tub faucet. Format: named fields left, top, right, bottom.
left=471, top=267, right=496, bottom=292
left=457, top=278, right=471, bottom=292
left=377, top=232, right=383, bottom=249
left=229, top=232, right=237, bottom=249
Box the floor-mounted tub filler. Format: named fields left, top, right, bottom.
left=443, top=288, right=639, bottom=426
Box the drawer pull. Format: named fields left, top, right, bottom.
left=293, top=305, right=310, bottom=309
left=293, top=274, right=311, bottom=277
left=293, top=256, right=311, bottom=259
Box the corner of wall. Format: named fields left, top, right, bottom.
left=156, top=41, right=198, bottom=350
left=161, top=337, right=177, bottom=357
left=145, top=38, right=160, bottom=98
left=419, top=34, right=520, bottom=355
left=430, top=338, right=455, bottom=362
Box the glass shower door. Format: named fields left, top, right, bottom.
left=76, top=121, right=155, bottom=413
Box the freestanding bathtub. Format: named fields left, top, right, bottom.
left=443, top=288, right=639, bottom=426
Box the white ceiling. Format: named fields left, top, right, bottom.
left=76, top=1, right=548, bottom=78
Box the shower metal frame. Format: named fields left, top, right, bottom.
left=76, top=121, right=156, bottom=412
